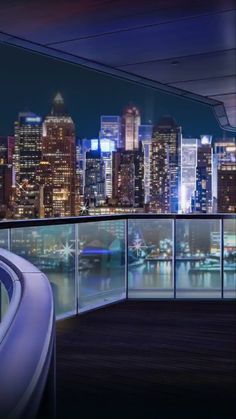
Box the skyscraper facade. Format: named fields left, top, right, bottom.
left=121, top=106, right=141, bottom=150
left=217, top=164, right=236, bottom=213
left=100, top=116, right=121, bottom=148
left=180, top=138, right=197, bottom=213
left=35, top=161, right=53, bottom=218
left=100, top=139, right=116, bottom=199
left=214, top=140, right=236, bottom=213
left=113, top=144, right=144, bottom=207
left=0, top=136, right=14, bottom=218
left=139, top=125, right=153, bottom=204
left=84, top=147, right=105, bottom=207
left=150, top=116, right=181, bottom=213
left=14, top=113, right=42, bottom=184
left=13, top=113, right=42, bottom=218
left=192, top=136, right=213, bottom=213
left=0, top=136, right=14, bottom=165
left=42, top=93, right=77, bottom=217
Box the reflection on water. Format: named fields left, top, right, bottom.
left=77, top=220, right=126, bottom=310
left=129, top=261, right=172, bottom=289
left=128, top=260, right=236, bottom=296
left=25, top=257, right=236, bottom=315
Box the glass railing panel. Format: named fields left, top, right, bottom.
left=0, top=228, right=9, bottom=249
left=0, top=282, right=9, bottom=322
left=128, top=219, right=173, bottom=298
left=176, top=219, right=221, bottom=298
left=0, top=228, right=10, bottom=322
left=11, top=224, right=76, bottom=318
left=77, top=220, right=126, bottom=311
left=224, top=218, right=236, bottom=299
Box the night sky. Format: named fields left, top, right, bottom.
left=0, top=43, right=234, bottom=140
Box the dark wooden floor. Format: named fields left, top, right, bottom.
left=56, top=301, right=236, bottom=419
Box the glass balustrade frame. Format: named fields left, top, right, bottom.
left=0, top=214, right=235, bottom=320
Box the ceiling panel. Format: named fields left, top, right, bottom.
left=0, top=0, right=234, bottom=44
left=211, top=93, right=236, bottom=108
left=170, top=75, right=236, bottom=96
left=0, top=0, right=235, bottom=130
left=117, top=50, right=235, bottom=84
left=52, top=11, right=235, bottom=67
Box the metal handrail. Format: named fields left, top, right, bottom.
left=0, top=213, right=235, bottom=231
left=0, top=249, right=55, bottom=419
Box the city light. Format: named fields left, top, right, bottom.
left=26, top=116, right=42, bottom=123
left=0, top=93, right=235, bottom=220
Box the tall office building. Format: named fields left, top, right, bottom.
left=35, top=161, right=53, bottom=218
left=0, top=136, right=14, bottom=164
left=42, top=93, right=77, bottom=217
left=100, top=139, right=116, bottom=199
left=87, top=137, right=116, bottom=200
left=84, top=147, right=105, bottom=207
left=121, top=106, right=141, bottom=150
left=0, top=136, right=14, bottom=218
left=192, top=136, right=213, bottom=213
left=180, top=138, right=198, bottom=213
left=13, top=113, right=42, bottom=218
left=113, top=144, right=144, bottom=207
left=217, top=164, right=236, bottom=213
left=14, top=113, right=42, bottom=184
left=214, top=140, right=236, bottom=213
left=100, top=116, right=121, bottom=148
left=139, top=125, right=153, bottom=204
left=76, top=138, right=93, bottom=202
left=149, top=116, right=181, bottom=213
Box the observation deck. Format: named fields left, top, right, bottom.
left=0, top=214, right=235, bottom=418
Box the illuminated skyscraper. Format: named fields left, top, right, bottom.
left=214, top=140, right=236, bottom=213
left=113, top=144, right=144, bottom=207
left=150, top=116, right=181, bottom=213
left=76, top=138, right=93, bottom=205
left=35, top=161, right=53, bottom=218
left=13, top=113, right=42, bottom=218
left=42, top=93, right=77, bottom=217
left=14, top=113, right=42, bottom=184
left=192, top=136, right=213, bottom=213
left=100, top=116, right=121, bottom=148
left=139, top=125, right=153, bottom=204
left=0, top=136, right=14, bottom=165
left=84, top=147, right=105, bottom=207
left=87, top=137, right=116, bottom=199
left=121, top=106, right=141, bottom=150
left=0, top=136, right=14, bottom=218
left=100, top=139, right=116, bottom=199
left=180, top=138, right=197, bottom=213
left=217, top=164, right=236, bottom=213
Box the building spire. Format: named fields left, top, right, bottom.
left=50, top=92, right=67, bottom=116
left=54, top=92, right=64, bottom=104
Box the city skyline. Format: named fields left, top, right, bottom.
left=0, top=91, right=235, bottom=220
left=1, top=90, right=235, bottom=144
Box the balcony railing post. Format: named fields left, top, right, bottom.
left=8, top=228, right=11, bottom=252
left=173, top=217, right=177, bottom=299
left=125, top=218, right=129, bottom=300
left=75, top=223, right=79, bottom=314
left=0, top=283, right=1, bottom=322
left=221, top=218, right=224, bottom=299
